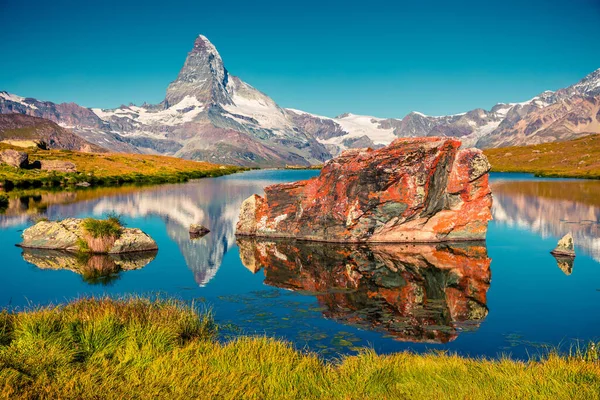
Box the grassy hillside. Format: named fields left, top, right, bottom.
left=0, top=143, right=244, bottom=189
left=0, top=114, right=105, bottom=152
left=484, top=134, right=600, bottom=178
left=0, top=297, right=598, bottom=399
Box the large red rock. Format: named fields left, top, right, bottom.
left=237, top=137, right=492, bottom=242
left=237, top=238, right=491, bottom=343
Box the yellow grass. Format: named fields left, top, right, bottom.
left=0, top=143, right=245, bottom=189
left=1, top=298, right=599, bottom=399
left=484, top=134, right=600, bottom=179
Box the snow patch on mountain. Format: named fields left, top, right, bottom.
left=333, top=113, right=396, bottom=145
left=92, top=96, right=204, bottom=127
left=0, top=91, right=37, bottom=110
left=224, top=91, right=292, bottom=131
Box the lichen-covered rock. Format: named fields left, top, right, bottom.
left=236, top=137, right=492, bottom=243
left=40, top=160, right=77, bottom=172
left=1, top=149, right=28, bottom=168
left=19, top=218, right=157, bottom=254
left=551, top=233, right=575, bottom=257
left=237, top=238, right=491, bottom=343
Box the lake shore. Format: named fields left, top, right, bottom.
left=1, top=297, right=598, bottom=399
left=0, top=144, right=246, bottom=190
left=484, top=134, right=600, bottom=179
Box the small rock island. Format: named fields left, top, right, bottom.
left=236, top=137, right=493, bottom=243
left=19, top=217, right=157, bottom=253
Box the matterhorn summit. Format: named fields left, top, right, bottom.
left=165, top=35, right=233, bottom=107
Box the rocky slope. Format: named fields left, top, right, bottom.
left=290, top=69, right=600, bottom=152
left=237, top=137, right=493, bottom=243
left=1, top=34, right=598, bottom=166
left=0, top=114, right=105, bottom=152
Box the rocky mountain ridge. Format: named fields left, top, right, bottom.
left=1, top=34, right=599, bottom=166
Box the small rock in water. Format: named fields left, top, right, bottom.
left=189, top=223, right=210, bottom=239
left=550, top=233, right=575, bottom=257
left=76, top=181, right=91, bottom=187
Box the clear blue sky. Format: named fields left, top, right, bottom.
left=1, top=0, right=599, bottom=118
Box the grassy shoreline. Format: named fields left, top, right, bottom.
left=0, top=298, right=598, bottom=399
left=484, top=134, right=600, bottom=179
left=0, top=144, right=245, bottom=190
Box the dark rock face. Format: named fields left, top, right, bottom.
left=237, top=137, right=493, bottom=243
left=0, top=149, right=28, bottom=168
left=237, top=238, right=491, bottom=343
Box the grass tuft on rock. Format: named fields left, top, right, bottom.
left=81, top=217, right=122, bottom=239
left=0, top=297, right=599, bottom=399
left=80, top=217, right=123, bottom=253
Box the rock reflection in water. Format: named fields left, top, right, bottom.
left=237, top=239, right=491, bottom=343
left=21, top=249, right=157, bottom=285
left=551, top=254, right=575, bottom=275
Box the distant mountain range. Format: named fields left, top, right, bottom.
left=1, top=35, right=599, bottom=167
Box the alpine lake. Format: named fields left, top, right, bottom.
left=0, top=169, right=598, bottom=360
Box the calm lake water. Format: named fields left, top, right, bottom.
left=0, top=170, right=599, bottom=359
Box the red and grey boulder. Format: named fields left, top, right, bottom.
left=236, top=137, right=492, bottom=243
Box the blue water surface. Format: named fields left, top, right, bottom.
left=0, top=170, right=598, bottom=359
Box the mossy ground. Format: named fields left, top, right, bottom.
left=0, top=143, right=245, bottom=189
left=0, top=298, right=598, bottom=399
left=484, top=134, right=600, bottom=179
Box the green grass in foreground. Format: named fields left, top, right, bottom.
left=0, top=298, right=599, bottom=399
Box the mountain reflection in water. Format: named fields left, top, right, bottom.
left=491, top=178, right=600, bottom=263
left=0, top=172, right=313, bottom=287
left=237, top=238, right=491, bottom=343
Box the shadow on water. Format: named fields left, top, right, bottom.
left=237, top=238, right=491, bottom=344
left=21, top=249, right=158, bottom=286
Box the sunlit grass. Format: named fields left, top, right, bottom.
left=0, top=298, right=598, bottom=399
left=484, top=134, right=600, bottom=179
left=0, top=143, right=245, bottom=189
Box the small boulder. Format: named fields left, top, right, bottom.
left=551, top=233, right=575, bottom=257
left=0, top=149, right=29, bottom=168
left=40, top=160, right=77, bottom=173
left=189, top=223, right=210, bottom=239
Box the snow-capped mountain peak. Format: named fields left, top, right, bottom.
left=165, top=35, right=232, bottom=107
